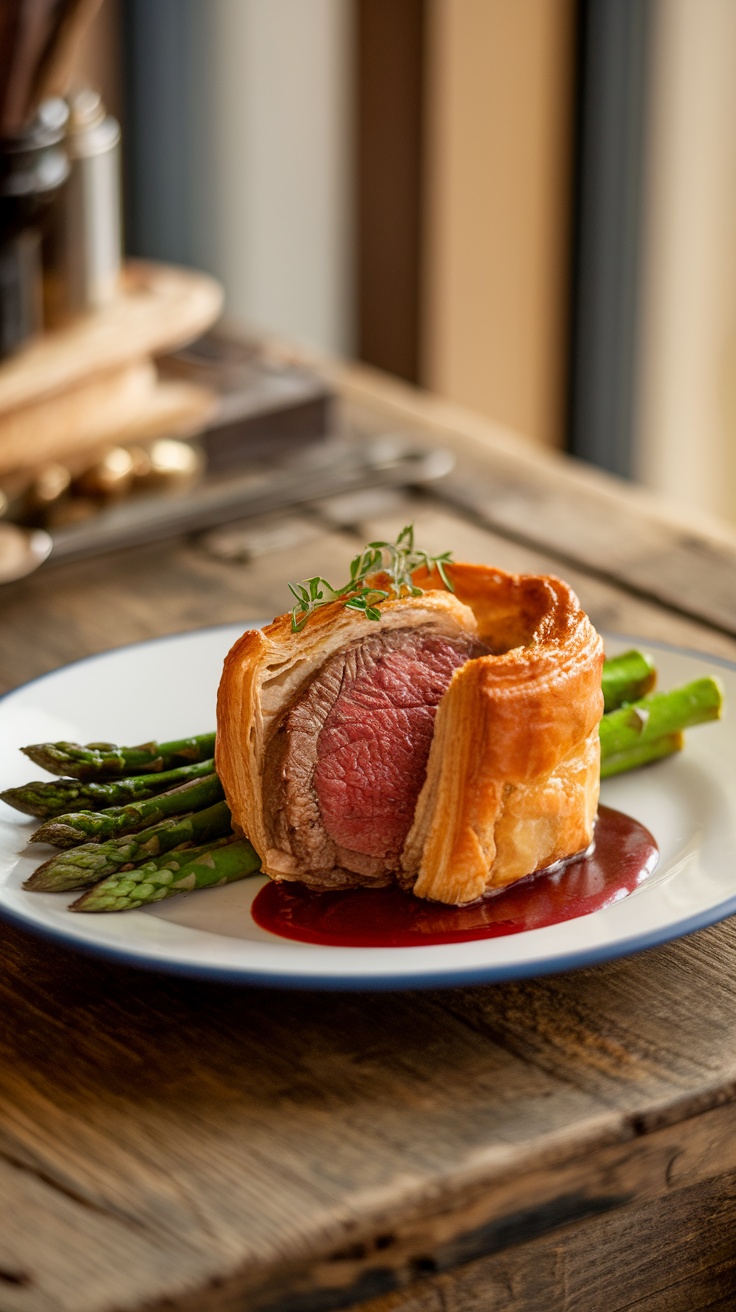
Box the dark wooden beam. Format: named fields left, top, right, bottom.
left=355, top=0, right=425, bottom=383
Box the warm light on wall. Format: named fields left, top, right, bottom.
left=635, top=0, right=736, bottom=527
left=421, top=0, right=575, bottom=450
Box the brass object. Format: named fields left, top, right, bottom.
left=26, top=462, right=71, bottom=508
left=126, top=444, right=152, bottom=480
left=139, top=438, right=202, bottom=486
left=73, top=447, right=135, bottom=497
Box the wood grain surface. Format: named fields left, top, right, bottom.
left=0, top=366, right=735, bottom=1312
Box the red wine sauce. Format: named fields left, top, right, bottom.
left=251, top=806, right=658, bottom=948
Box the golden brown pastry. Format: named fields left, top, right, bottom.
left=216, top=563, right=604, bottom=906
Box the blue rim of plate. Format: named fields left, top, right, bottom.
left=0, top=627, right=733, bottom=991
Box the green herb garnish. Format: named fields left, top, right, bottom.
left=288, top=525, right=454, bottom=633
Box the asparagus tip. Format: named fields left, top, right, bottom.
left=0, top=788, right=38, bottom=818
left=30, top=821, right=85, bottom=849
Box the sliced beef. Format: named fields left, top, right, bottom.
left=266, top=626, right=486, bottom=887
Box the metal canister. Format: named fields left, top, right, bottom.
left=43, top=89, right=121, bottom=325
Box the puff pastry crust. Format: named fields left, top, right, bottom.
left=216, top=563, right=604, bottom=906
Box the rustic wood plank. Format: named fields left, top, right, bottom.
left=358, top=495, right=736, bottom=662
left=353, top=1170, right=736, bottom=1311
left=0, top=262, right=221, bottom=415
left=0, top=519, right=358, bottom=693
left=0, top=913, right=736, bottom=1311
left=322, top=359, right=736, bottom=637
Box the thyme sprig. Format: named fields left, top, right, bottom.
left=288, top=525, right=454, bottom=633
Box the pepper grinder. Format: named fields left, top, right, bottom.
left=43, top=87, right=121, bottom=325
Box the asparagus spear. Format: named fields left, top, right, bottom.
left=21, top=732, right=217, bottom=779
left=24, top=800, right=233, bottom=893
left=599, top=677, right=723, bottom=760
left=70, top=838, right=261, bottom=912
left=32, top=773, right=225, bottom=848
left=600, top=732, right=683, bottom=779
left=0, top=758, right=215, bottom=820
left=601, top=649, right=657, bottom=712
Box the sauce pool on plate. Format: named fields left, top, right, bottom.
left=251, top=805, right=659, bottom=947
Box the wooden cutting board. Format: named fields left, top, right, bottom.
left=0, top=260, right=223, bottom=475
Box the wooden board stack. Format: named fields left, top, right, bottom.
left=0, top=260, right=223, bottom=476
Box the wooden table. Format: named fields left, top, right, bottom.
left=1, top=360, right=736, bottom=1312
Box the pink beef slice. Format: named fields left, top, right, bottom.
left=276, top=627, right=486, bottom=877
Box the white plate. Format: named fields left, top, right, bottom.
left=0, top=626, right=733, bottom=990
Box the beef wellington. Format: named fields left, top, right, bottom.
left=216, top=563, right=604, bottom=906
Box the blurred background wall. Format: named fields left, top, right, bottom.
left=77, top=0, right=736, bottom=529
left=422, top=0, right=574, bottom=452
left=633, top=0, right=736, bottom=527
left=123, top=0, right=353, bottom=355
